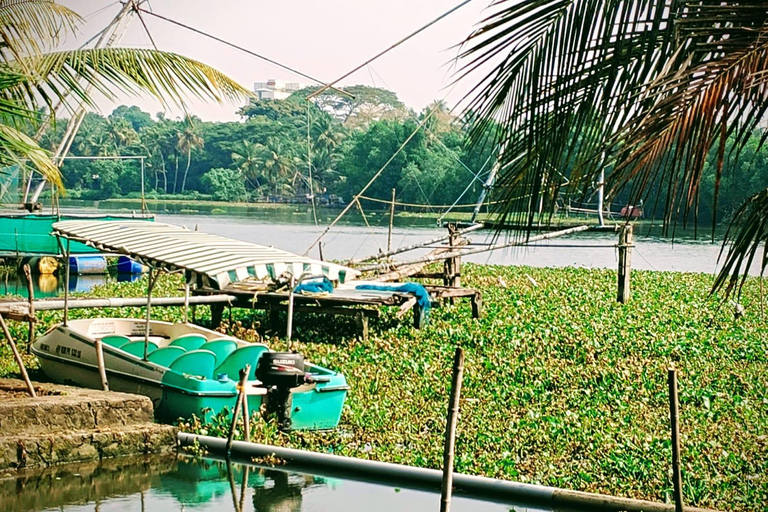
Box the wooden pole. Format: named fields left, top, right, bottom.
left=63, top=239, right=70, bottom=326
left=144, top=269, right=159, bottom=361
left=23, top=264, right=36, bottom=351
left=0, top=313, right=36, bottom=397
left=318, top=241, right=324, bottom=261
left=226, top=364, right=250, bottom=453
left=388, top=188, right=396, bottom=252
left=240, top=366, right=251, bottom=442
left=286, top=274, right=295, bottom=344
left=440, top=347, right=465, bottom=512
left=94, top=338, right=109, bottom=391
left=617, top=224, right=633, bottom=303
left=668, top=368, right=684, bottom=512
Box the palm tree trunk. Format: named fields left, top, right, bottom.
left=181, top=148, right=191, bottom=193
left=172, top=154, right=179, bottom=194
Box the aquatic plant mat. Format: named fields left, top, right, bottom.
left=185, top=265, right=765, bottom=511
left=0, top=265, right=764, bottom=509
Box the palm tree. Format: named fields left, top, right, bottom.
left=459, top=1, right=768, bottom=295
left=231, top=139, right=262, bottom=190
left=0, top=1, right=250, bottom=189
left=177, top=116, right=204, bottom=193
left=255, top=137, right=298, bottom=197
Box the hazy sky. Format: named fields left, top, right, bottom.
left=61, top=0, right=492, bottom=122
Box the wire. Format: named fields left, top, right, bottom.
left=136, top=7, right=351, bottom=98
left=307, top=0, right=475, bottom=99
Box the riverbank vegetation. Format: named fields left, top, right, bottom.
left=38, top=88, right=768, bottom=226
left=0, top=264, right=764, bottom=510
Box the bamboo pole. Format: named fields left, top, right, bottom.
left=440, top=347, right=465, bottom=512
left=348, top=222, right=484, bottom=265
left=241, top=366, right=250, bottom=443
left=358, top=225, right=591, bottom=273
left=144, top=269, right=159, bottom=361
left=617, top=225, right=633, bottom=303
left=0, top=313, right=36, bottom=397
left=63, top=239, right=70, bottom=326
left=668, top=368, right=684, bottom=512
left=388, top=188, right=396, bottom=252
left=286, top=275, right=296, bottom=344
left=227, top=364, right=250, bottom=453
left=23, top=264, right=35, bottom=351
left=94, top=338, right=109, bottom=391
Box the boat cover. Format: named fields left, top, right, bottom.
left=52, top=220, right=360, bottom=289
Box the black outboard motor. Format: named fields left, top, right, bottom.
left=256, top=352, right=306, bottom=430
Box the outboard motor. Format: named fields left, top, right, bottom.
left=256, top=352, right=306, bottom=429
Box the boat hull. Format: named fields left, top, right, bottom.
left=32, top=318, right=348, bottom=430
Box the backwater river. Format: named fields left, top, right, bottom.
left=2, top=455, right=551, bottom=512
left=2, top=205, right=757, bottom=298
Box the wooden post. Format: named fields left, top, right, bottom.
left=388, top=188, right=396, bottom=252
left=94, top=338, right=109, bottom=391
left=240, top=366, right=251, bottom=443
left=668, top=368, right=684, bottom=512
left=0, top=313, right=36, bottom=397
left=23, top=264, right=36, bottom=351
left=318, top=241, right=324, bottom=261
left=617, top=224, right=633, bottom=303
left=143, top=269, right=159, bottom=361
left=63, top=239, right=70, bottom=326
left=227, top=364, right=250, bottom=452
left=286, top=275, right=296, bottom=344
left=440, top=347, right=465, bottom=512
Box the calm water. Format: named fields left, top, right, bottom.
left=2, top=455, right=550, bottom=512
left=7, top=204, right=757, bottom=299
left=153, top=212, right=747, bottom=275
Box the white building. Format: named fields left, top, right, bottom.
left=253, top=79, right=306, bottom=100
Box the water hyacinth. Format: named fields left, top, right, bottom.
left=1, top=265, right=765, bottom=510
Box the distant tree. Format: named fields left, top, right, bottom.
left=177, top=116, right=204, bottom=193
left=201, top=167, right=247, bottom=202
left=110, top=105, right=154, bottom=132
left=290, top=85, right=410, bottom=129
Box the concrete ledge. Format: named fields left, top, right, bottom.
left=0, top=379, right=177, bottom=471
left=0, top=379, right=154, bottom=435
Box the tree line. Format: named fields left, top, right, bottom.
left=41, top=85, right=493, bottom=211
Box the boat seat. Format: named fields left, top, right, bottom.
left=214, top=344, right=269, bottom=381
left=200, top=339, right=238, bottom=364
left=169, top=349, right=217, bottom=380
left=121, top=340, right=159, bottom=357
left=168, top=333, right=207, bottom=351
left=100, top=334, right=131, bottom=348
left=147, top=346, right=186, bottom=368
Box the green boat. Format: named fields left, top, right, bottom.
left=31, top=219, right=360, bottom=430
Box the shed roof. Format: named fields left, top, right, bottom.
left=52, top=220, right=359, bottom=289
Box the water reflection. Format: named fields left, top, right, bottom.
left=3, top=454, right=552, bottom=512
left=0, top=272, right=145, bottom=299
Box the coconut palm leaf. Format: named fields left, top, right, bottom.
left=6, top=48, right=252, bottom=114
left=0, top=0, right=80, bottom=63
left=459, top=0, right=768, bottom=294
left=0, top=122, right=60, bottom=186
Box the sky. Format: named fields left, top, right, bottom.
left=61, top=0, right=493, bottom=122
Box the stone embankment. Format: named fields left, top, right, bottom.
left=0, top=379, right=176, bottom=471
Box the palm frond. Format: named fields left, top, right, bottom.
left=0, top=122, right=60, bottom=187
left=6, top=47, right=253, bottom=113
left=0, top=0, right=80, bottom=63
left=714, top=189, right=768, bottom=298
left=458, top=0, right=768, bottom=293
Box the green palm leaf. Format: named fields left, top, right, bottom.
left=7, top=48, right=252, bottom=114
left=459, top=0, right=768, bottom=295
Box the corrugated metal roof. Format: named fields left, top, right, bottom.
left=52, top=220, right=360, bottom=289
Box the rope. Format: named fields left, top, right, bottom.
left=355, top=198, right=385, bottom=254
left=307, top=0, right=475, bottom=99
left=357, top=195, right=510, bottom=209
left=137, top=7, right=349, bottom=96
left=303, top=108, right=439, bottom=255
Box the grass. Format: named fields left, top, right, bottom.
left=1, top=264, right=765, bottom=510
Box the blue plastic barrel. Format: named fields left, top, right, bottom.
left=117, top=256, right=147, bottom=274
left=68, top=255, right=107, bottom=275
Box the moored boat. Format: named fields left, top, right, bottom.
left=32, top=317, right=348, bottom=430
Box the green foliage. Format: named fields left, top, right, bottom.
left=209, top=265, right=764, bottom=511
left=201, top=167, right=247, bottom=202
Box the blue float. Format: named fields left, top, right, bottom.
left=68, top=255, right=107, bottom=275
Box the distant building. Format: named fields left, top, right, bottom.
left=253, top=79, right=306, bottom=100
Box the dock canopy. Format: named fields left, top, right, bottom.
left=52, top=220, right=360, bottom=289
